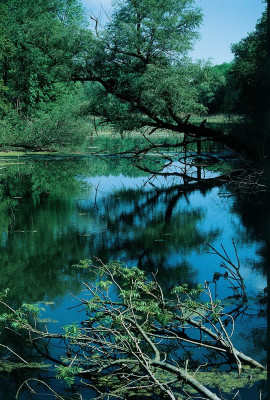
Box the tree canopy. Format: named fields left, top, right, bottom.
left=0, top=0, right=93, bottom=150
left=229, top=9, right=270, bottom=149
left=0, top=0, right=86, bottom=115
left=230, top=11, right=267, bottom=120
left=73, top=0, right=262, bottom=154
left=75, top=1, right=216, bottom=136
left=0, top=0, right=268, bottom=153
left=197, top=62, right=236, bottom=115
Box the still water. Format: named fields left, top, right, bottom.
left=0, top=155, right=268, bottom=399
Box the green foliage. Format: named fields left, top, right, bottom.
left=0, top=84, right=92, bottom=150
left=184, top=367, right=267, bottom=396
left=228, top=8, right=270, bottom=151
left=198, top=62, right=236, bottom=114
left=56, top=364, right=82, bottom=387
left=0, top=360, right=49, bottom=373
left=230, top=11, right=267, bottom=120
left=0, top=302, right=44, bottom=330
left=0, top=260, right=266, bottom=399
left=109, top=0, right=202, bottom=59
left=198, top=8, right=268, bottom=128
left=198, top=7, right=269, bottom=151
left=171, top=283, right=203, bottom=295
left=0, top=3, right=15, bottom=115
left=139, top=61, right=207, bottom=117
left=21, top=303, right=45, bottom=317
left=73, top=259, right=92, bottom=269
left=0, top=0, right=91, bottom=150
left=0, top=0, right=86, bottom=115
left=63, top=322, right=80, bottom=338
left=79, top=261, right=223, bottom=331
left=171, top=282, right=224, bottom=323
left=79, top=0, right=208, bottom=134
left=0, top=288, right=9, bottom=299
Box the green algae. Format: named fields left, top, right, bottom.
left=0, top=361, right=50, bottom=373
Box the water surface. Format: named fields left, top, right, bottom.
left=0, top=155, right=267, bottom=399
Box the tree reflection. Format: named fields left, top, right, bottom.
left=230, top=188, right=269, bottom=275
left=0, top=157, right=221, bottom=308
left=0, top=155, right=267, bottom=400
left=78, top=184, right=220, bottom=291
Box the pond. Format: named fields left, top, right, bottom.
left=0, top=154, right=268, bottom=399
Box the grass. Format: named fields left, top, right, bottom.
left=0, top=113, right=244, bottom=158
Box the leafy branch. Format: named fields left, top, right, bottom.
left=0, top=252, right=266, bottom=400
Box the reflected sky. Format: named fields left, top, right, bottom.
left=0, top=156, right=266, bottom=305
left=0, top=155, right=267, bottom=399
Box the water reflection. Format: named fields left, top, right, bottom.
left=77, top=182, right=221, bottom=289
left=0, top=158, right=219, bottom=308
left=0, top=155, right=267, bottom=399
left=0, top=156, right=267, bottom=302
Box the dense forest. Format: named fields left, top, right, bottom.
left=0, top=0, right=269, bottom=154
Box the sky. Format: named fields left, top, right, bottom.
left=80, top=0, right=266, bottom=65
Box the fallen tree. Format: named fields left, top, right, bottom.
left=0, top=244, right=266, bottom=400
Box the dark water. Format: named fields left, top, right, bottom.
left=0, top=155, right=268, bottom=399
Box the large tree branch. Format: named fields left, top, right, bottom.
left=151, top=360, right=221, bottom=400
left=74, top=75, right=248, bottom=153
left=181, top=317, right=265, bottom=370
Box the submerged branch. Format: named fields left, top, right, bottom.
left=2, top=248, right=266, bottom=399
